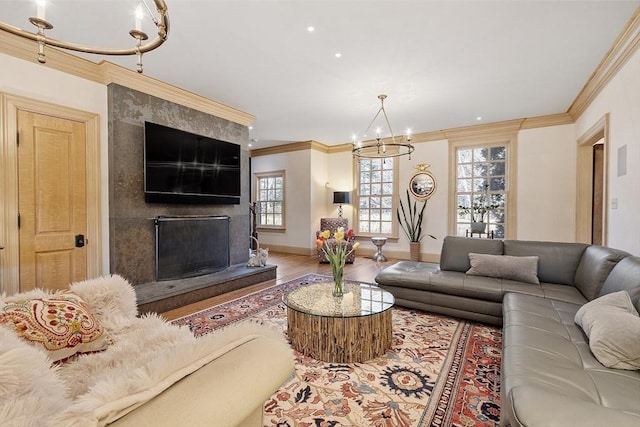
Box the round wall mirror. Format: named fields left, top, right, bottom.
left=409, top=166, right=437, bottom=200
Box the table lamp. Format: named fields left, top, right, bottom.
left=333, top=191, right=350, bottom=217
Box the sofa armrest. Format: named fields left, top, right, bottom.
left=573, top=245, right=630, bottom=300
left=108, top=334, right=294, bottom=427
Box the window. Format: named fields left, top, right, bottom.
left=255, top=171, right=285, bottom=229
left=455, top=145, right=508, bottom=238
left=355, top=158, right=397, bottom=236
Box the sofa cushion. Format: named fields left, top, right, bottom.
left=599, top=256, right=640, bottom=311
left=503, top=240, right=588, bottom=285
left=574, top=245, right=630, bottom=300
left=0, top=292, right=114, bottom=363
left=502, top=293, right=640, bottom=427
left=439, top=236, right=503, bottom=272
left=467, top=253, right=540, bottom=284
left=575, top=291, right=640, bottom=370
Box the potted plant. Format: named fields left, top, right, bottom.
left=397, top=190, right=436, bottom=262
left=457, top=184, right=499, bottom=233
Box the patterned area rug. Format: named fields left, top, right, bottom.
left=172, top=274, right=502, bottom=426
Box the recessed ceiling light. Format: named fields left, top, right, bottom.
left=476, top=116, right=482, bottom=121
left=307, top=26, right=315, bottom=32
left=248, top=126, right=253, bottom=130
left=335, top=52, right=342, bottom=58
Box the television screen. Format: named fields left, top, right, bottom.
left=144, top=122, right=241, bottom=204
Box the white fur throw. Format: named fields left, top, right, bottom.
left=0, top=275, right=288, bottom=427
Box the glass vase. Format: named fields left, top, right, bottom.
left=331, top=262, right=344, bottom=298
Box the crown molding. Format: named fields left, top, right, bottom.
left=568, top=7, right=640, bottom=119
left=520, top=112, right=574, bottom=129
left=250, top=140, right=327, bottom=157
left=444, top=118, right=524, bottom=141
left=252, top=112, right=577, bottom=157
left=0, top=31, right=254, bottom=127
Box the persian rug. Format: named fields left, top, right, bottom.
left=172, top=274, right=502, bottom=427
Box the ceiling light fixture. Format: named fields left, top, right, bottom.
left=0, top=0, right=169, bottom=73
left=352, top=94, right=414, bottom=160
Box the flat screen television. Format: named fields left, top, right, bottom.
left=144, top=122, right=241, bottom=204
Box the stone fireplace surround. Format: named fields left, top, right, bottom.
left=108, top=84, right=275, bottom=313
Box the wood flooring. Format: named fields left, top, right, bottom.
left=160, top=251, right=399, bottom=321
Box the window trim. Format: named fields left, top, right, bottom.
left=253, top=170, right=286, bottom=231
left=353, top=156, right=400, bottom=239
left=448, top=132, right=517, bottom=239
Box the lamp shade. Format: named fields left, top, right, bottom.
left=333, top=191, right=350, bottom=204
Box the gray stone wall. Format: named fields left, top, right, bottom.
left=108, top=84, right=250, bottom=285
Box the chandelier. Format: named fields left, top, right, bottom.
left=0, top=0, right=169, bottom=74
left=352, top=94, right=415, bottom=160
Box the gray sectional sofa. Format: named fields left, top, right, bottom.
left=375, top=236, right=640, bottom=427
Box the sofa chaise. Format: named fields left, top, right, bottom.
left=0, top=274, right=295, bottom=427
left=375, top=236, right=640, bottom=427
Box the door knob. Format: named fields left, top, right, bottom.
left=75, top=235, right=85, bottom=248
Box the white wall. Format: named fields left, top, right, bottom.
left=575, top=47, right=640, bottom=255
left=517, top=124, right=576, bottom=242
left=0, top=53, right=110, bottom=272
left=251, top=150, right=313, bottom=251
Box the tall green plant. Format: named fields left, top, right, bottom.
left=397, top=190, right=436, bottom=242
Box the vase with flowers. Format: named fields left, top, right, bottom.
left=316, top=227, right=360, bottom=297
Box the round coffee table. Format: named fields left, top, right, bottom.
left=283, top=282, right=394, bottom=363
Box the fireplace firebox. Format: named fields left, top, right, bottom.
left=154, top=215, right=230, bottom=281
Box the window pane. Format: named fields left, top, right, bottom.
left=455, top=145, right=508, bottom=237
left=256, top=173, right=285, bottom=227
left=457, top=179, right=472, bottom=192
left=489, top=161, right=505, bottom=176
left=458, top=149, right=472, bottom=163
left=458, top=164, right=472, bottom=178
left=473, top=163, right=488, bottom=177
left=490, top=146, right=506, bottom=160
left=357, top=157, right=396, bottom=236
left=473, top=148, right=488, bottom=162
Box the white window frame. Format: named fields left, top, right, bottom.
left=353, top=157, right=399, bottom=238
left=448, top=132, right=517, bottom=239
left=254, top=170, right=285, bottom=230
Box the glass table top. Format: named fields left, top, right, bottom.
left=283, top=282, right=394, bottom=318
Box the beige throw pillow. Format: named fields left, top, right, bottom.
left=575, top=290, right=640, bottom=370
left=466, top=253, right=540, bottom=284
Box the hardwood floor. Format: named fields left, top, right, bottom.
left=160, top=251, right=400, bottom=321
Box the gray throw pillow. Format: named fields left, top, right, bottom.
left=466, top=253, right=540, bottom=284
left=575, top=290, right=640, bottom=370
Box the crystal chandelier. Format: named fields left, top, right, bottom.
left=352, top=94, right=415, bottom=160
left=0, top=0, right=169, bottom=74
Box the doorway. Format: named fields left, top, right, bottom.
left=576, top=114, right=608, bottom=245
left=0, top=94, right=102, bottom=295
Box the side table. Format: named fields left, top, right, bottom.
left=371, top=237, right=388, bottom=262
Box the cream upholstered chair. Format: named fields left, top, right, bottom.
left=316, top=218, right=356, bottom=263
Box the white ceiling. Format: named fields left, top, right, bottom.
left=2, top=1, right=639, bottom=148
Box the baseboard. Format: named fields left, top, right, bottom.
left=266, top=245, right=441, bottom=264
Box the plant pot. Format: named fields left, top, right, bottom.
left=409, top=241, right=421, bottom=262
left=471, top=222, right=487, bottom=233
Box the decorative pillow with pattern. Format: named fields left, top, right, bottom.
left=0, top=292, right=114, bottom=363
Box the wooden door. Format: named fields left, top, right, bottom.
left=592, top=143, right=604, bottom=245
left=17, top=110, right=87, bottom=292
